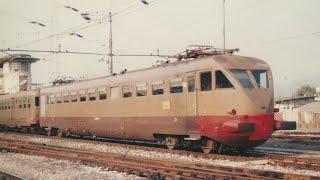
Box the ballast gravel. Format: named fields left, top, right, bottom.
left=0, top=132, right=319, bottom=177
left=0, top=152, right=145, bottom=180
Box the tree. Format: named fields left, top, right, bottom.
left=295, top=85, right=316, bottom=97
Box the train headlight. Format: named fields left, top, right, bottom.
left=228, top=109, right=237, bottom=115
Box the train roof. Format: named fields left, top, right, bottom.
left=0, top=91, right=39, bottom=100
left=41, top=55, right=270, bottom=94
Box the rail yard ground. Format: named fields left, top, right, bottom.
left=0, top=132, right=319, bottom=179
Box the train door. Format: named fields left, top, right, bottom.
left=10, top=98, right=14, bottom=126
left=185, top=71, right=200, bottom=137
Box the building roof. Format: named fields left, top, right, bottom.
left=299, top=101, right=320, bottom=113
left=0, top=54, right=39, bottom=64
left=275, top=96, right=315, bottom=103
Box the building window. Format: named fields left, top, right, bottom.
left=200, top=71, right=212, bottom=91
left=122, top=85, right=132, bottom=98
left=187, top=76, right=195, bottom=92
left=170, top=78, right=183, bottom=94
left=136, top=83, right=147, bottom=97
left=111, top=87, right=119, bottom=99
left=215, top=70, right=234, bottom=89
left=152, top=80, right=164, bottom=95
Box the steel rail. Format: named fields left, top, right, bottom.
left=0, top=137, right=319, bottom=180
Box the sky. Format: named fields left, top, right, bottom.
left=0, top=0, right=319, bottom=97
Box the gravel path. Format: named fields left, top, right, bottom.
left=0, top=132, right=319, bottom=177
left=0, top=152, right=144, bottom=180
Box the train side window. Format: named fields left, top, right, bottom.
left=63, top=95, right=70, bottom=103
left=56, top=97, right=62, bottom=104
left=47, top=95, right=55, bottom=104
left=99, top=89, right=107, bottom=100
left=27, top=99, right=31, bottom=108
left=187, top=76, right=195, bottom=92
left=200, top=71, right=212, bottom=91
left=35, top=96, right=39, bottom=106
left=215, top=70, right=234, bottom=89
left=122, top=85, right=132, bottom=98
left=79, top=91, right=87, bottom=102
left=152, top=80, right=164, bottom=95
left=80, top=96, right=86, bottom=102
left=111, top=87, right=120, bottom=99
left=136, top=83, right=147, bottom=97
left=71, top=93, right=78, bottom=102
left=89, top=92, right=96, bottom=101
left=170, top=78, right=183, bottom=94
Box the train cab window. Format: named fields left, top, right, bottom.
left=99, top=90, right=107, bottom=100
left=215, top=70, right=234, bottom=89
left=111, top=87, right=120, bottom=99
left=122, top=85, right=132, bottom=98
left=200, top=71, right=212, bottom=91
left=35, top=97, right=39, bottom=106
left=252, top=70, right=269, bottom=89
left=136, top=83, right=147, bottom=97
left=152, top=80, right=164, bottom=95
left=187, top=76, right=195, bottom=92
left=231, top=70, right=253, bottom=89
left=170, top=78, right=183, bottom=94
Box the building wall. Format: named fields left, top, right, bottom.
left=1, top=61, right=31, bottom=94
left=276, top=105, right=320, bottom=131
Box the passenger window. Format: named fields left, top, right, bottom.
left=136, top=83, right=147, bottom=97
left=170, top=78, right=183, bottom=94
left=35, top=97, right=39, bottom=106
left=152, top=80, right=164, bottom=95
left=200, top=71, right=212, bottom=91
left=63, top=96, right=69, bottom=103
left=99, top=89, right=107, bottom=100
left=187, top=76, right=195, bottom=92
left=89, top=93, right=96, bottom=101
left=47, top=95, right=55, bottom=104
left=111, top=87, right=120, bottom=99
left=215, top=70, right=234, bottom=89
left=71, top=93, right=78, bottom=102
left=122, top=85, right=132, bottom=98
left=27, top=99, right=31, bottom=108
left=80, top=96, right=86, bottom=102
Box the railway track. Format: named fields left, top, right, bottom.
left=272, top=132, right=320, bottom=141
left=0, top=137, right=318, bottom=180
left=0, top=171, right=22, bottom=180
left=1, top=132, right=320, bottom=172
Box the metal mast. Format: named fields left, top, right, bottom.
left=108, top=11, right=113, bottom=75
left=222, top=0, right=226, bottom=50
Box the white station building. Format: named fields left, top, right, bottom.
left=0, top=54, right=39, bottom=94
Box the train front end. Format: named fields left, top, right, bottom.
left=197, top=56, right=296, bottom=149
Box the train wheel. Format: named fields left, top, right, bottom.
left=165, top=137, right=178, bottom=150
left=201, top=138, right=215, bottom=154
